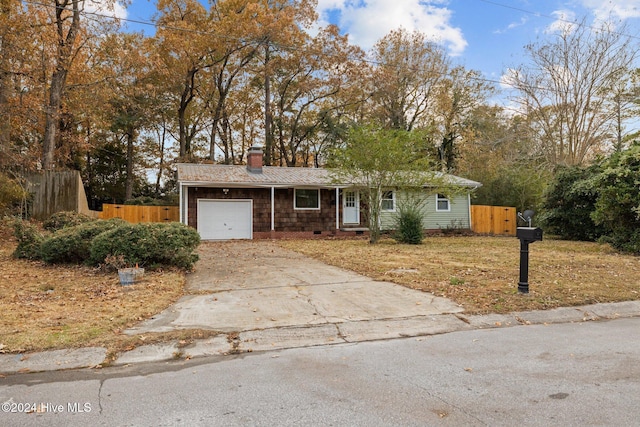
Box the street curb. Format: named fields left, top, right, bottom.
left=2, top=301, right=639, bottom=375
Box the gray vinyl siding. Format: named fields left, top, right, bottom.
left=379, top=191, right=471, bottom=231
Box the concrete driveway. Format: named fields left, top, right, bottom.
left=126, top=241, right=463, bottom=337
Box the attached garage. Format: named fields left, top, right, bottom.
left=197, top=199, right=253, bottom=240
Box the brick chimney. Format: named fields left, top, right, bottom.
left=247, top=146, right=263, bottom=173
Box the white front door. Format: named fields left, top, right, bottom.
left=343, top=191, right=360, bottom=224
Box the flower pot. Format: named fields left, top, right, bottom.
left=118, top=267, right=145, bottom=286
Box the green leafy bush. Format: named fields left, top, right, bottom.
left=393, top=203, right=425, bottom=245
left=539, top=143, right=640, bottom=254
left=539, top=164, right=604, bottom=241
left=89, top=222, right=200, bottom=269
left=598, top=230, right=640, bottom=255
left=40, top=218, right=126, bottom=264
left=124, top=195, right=178, bottom=206
left=43, top=211, right=95, bottom=231
left=592, top=143, right=640, bottom=254
left=12, top=220, right=45, bottom=260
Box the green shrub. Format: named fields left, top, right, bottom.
left=598, top=230, right=640, bottom=255
left=40, top=218, right=126, bottom=264
left=43, top=211, right=95, bottom=231
left=124, top=196, right=178, bottom=206
left=592, top=143, right=640, bottom=254
left=144, top=222, right=201, bottom=268
left=89, top=222, right=200, bottom=269
left=12, top=220, right=45, bottom=260
left=88, top=223, right=151, bottom=267
left=539, top=164, right=604, bottom=241
left=393, top=203, right=425, bottom=245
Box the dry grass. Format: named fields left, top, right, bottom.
left=0, top=225, right=208, bottom=357
left=279, top=236, right=640, bottom=314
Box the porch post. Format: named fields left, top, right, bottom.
left=335, top=187, right=340, bottom=230
left=179, top=184, right=185, bottom=224
left=468, top=192, right=472, bottom=230
left=271, top=186, right=275, bottom=231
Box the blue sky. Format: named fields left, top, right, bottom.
left=110, top=0, right=640, bottom=92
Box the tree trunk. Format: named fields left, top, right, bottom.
left=264, top=45, right=272, bottom=165
left=178, top=67, right=197, bottom=159
left=0, top=70, right=9, bottom=164
left=43, top=70, right=66, bottom=170
left=155, top=124, right=166, bottom=194
left=0, top=0, right=12, bottom=165
left=42, top=0, right=81, bottom=170
left=125, top=129, right=135, bottom=200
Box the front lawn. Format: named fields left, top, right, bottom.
left=279, top=236, right=640, bottom=314
left=0, top=225, right=214, bottom=358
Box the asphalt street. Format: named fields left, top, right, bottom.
left=2, top=317, right=639, bottom=427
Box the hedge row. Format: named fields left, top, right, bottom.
left=89, top=222, right=200, bottom=269
left=40, top=219, right=127, bottom=264
left=13, top=213, right=200, bottom=270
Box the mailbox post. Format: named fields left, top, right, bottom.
left=516, top=227, right=543, bottom=294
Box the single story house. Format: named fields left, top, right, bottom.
left=177, top=146, right=481, bottom=240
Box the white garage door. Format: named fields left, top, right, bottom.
left=197, top=199, right=253, bottom=240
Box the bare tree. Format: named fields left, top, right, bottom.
left=370, top=29, right=450, bottom=131
left=507, top=18, right=638, bottom=166
left=611, top=69, right=640, bottom=152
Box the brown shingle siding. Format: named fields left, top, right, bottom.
left=189, top=187, right=337, bottom=233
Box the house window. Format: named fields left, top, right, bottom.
left=294, top=189, right=320, bottom=210
left=381, top=191, right=395, bottom=211
left=436, top=194, right=450, bottom=212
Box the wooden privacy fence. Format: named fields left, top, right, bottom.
left=98, top=204, right=179, bottom=223
left=471, top=205, right=516, bottom=236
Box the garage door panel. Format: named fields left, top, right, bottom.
left=198, top=200, right=252, bottom=240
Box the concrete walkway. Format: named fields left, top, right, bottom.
left=2, top=241, right=640, bottom=374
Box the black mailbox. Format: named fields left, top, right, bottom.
left=516, top=227, right=543, bottom=294
left=516, top=227, right=543, bottom=242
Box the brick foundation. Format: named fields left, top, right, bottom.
left=253, top=229, right=370, bottom=240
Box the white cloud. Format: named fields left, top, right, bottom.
left=316, top=0, right=467, bottom=56
left=317, top=0, right=346, bottom=9
left=86, top=0, right=128, bottom=20
left=545, top=9, right=577, bottom=35
left=499, top=67, right=518, bottom=90
left=580, top=0, right=640, bottom=21
left=493, top=16, right=528, bottom=34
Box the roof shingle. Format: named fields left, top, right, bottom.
left=176, top=163, right=481, bottom=188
